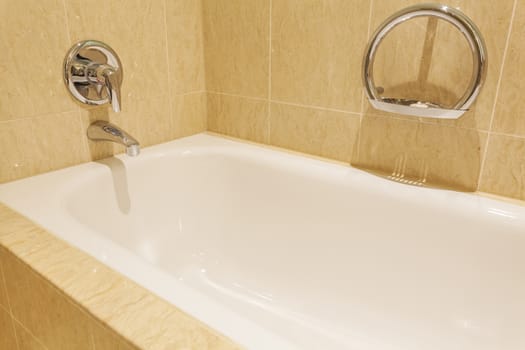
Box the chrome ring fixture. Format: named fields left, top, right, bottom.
left=362, top=3, right=487, bottom=119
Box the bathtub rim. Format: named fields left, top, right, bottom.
left=1, top=132, right=525, bottom=350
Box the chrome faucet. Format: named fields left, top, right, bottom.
left=64, top=41, right=139, bottom=157
left=64, top=40, right=123, bottom=112
left=87, top=121, right=140, bottom=157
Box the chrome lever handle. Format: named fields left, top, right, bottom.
left=99, top=67, right=121, bottom=112
left=64, top=40, right=123, bottom=112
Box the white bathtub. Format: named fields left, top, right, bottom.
left=1, top=133, right=524, bottom=350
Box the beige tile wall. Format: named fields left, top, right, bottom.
left=4, top=0, right=524, bottom=200
left=203, top=0, right=525, bottom=199
left=0, top=246, right=138, bottom=350
left=0, top=0, right=207, bottom=183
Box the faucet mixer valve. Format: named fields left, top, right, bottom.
left=63, top=40, right=123, bottom=112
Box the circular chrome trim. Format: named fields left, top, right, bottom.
left=63, top=40, right=123, bottom=107
left=362, top=3, right=487, bottom=118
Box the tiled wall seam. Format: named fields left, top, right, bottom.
left=2, top=253, right=48, bottom=350
left=356, top=0, right=376, bottom=162
left=163, top=0, right=176, bottom=144
left=0, top=260, right=22, bottom=350
left=1, top=0, right=208, bottom=184
left=267, top=0, right=273, bottom=144
left=13, top=317, right=48, bottom=350
left=477, top=0, right=519, bottom=191
left=1, top=245, right=138, bottom=350
left=207, top=91, right=365, bottom=117
left=204, top=0, right=525, bottom=199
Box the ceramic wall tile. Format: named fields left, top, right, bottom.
left=1, top=249, right=93, bottom=350
left=0, top=251, right=10, bottom=310
left=30, top=111, right=89, bottom=175
left=1, top=0, right=208, bottom=184
left=0, top=119, right=36, bottom=183
left=65, top=0, right=170, bottom=103
left=480, top=134, right=525, bottom=200
left=369, top=0, right=514, bottom=130
left=0, top=306, right=18, bottom=350
left=91, top=321, right=138, bottom=350
left=354, top=115, right=484, bottom=190
left=0, top=112, right=87, bottom=184
left=0, top=0, right=76, bottom=121
left=493, top=1, right=525, bottom=137
left=271, top=0, right=370, bottom=112
left=172, top=92, right=208, bottom=139
left=207, top=93, right=269, bottom=144
left=14, top=321, right=47, bottom=350
left=203, top=0, right=269, bottom=98
left=84, top=279, right=238, bottom=350
left=269, top=103, right=360, bottom=162
left=166, top=0, right=206, bottom=94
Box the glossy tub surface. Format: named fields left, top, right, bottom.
left=1, top=134, right=524, bottom=350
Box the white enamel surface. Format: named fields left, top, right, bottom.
left=1, top=134, right=524, bottom=350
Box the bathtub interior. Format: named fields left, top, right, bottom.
left=2, top=134, right=525, bottom=349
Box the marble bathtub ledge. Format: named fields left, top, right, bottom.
left=0, top=203, right=242, bottom=350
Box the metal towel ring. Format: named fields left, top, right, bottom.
left=362, top=3, right=487, bottom=119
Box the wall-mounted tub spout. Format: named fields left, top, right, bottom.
left=87, top=121, right=140, bottom=157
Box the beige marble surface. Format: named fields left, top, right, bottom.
left=207, top=93, right=269, bottom=144
left=200, top=0, right=525, bottom=200
left=270, top=102, right=360, bottom=163
left=203, top=0, right=270, bottom=98
left=0, top=0, right=207, bottom=184
left=271, top=0, right=370, bottom=112
left=354, top=114, right=486, bottom=191
left=0, top=306, right=18, bottom=350
left=480, top=134, right=525, bottom=200
left=0, top=203, right=242, bottom=350
left=3, top=0, right=525, bottom=201
left=493, top=0, right=525, bottom=137
left=166, top=0, right=206, bottom=95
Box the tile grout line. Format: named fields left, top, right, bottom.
left=360, top=0, right=374, bottom=118
left=59, top=0, right=89, bottom=166
left=0, top=109, right=80, bottom=124
left=162, top=0, right=176, bottom=139
left=356, top=0, right=375, bottom=162
left=200, top=0, right=211, bottom=131
left=490, top=130, right=525, bottom=140
left=476, top=0, right=518, bottom=191
left=60, top=0, right=72, bottom=44
left=0, top=91, right=202, bottom=125
left=0, top=261, right=20, bottom=350
left=207, top=90, right=268, bottom=102
left=176, top=89, right=207, bottom=97
left=12, top=317, right=50, bottom=350
left=271, top=99, right=362, bottom=117
left=267, top=0, right=273, bottom=144
left=5, top=245, right=129, bottom=350
left=208, top=90, right=370, bottom=117
left=364, top=111, right=492, bottom=134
